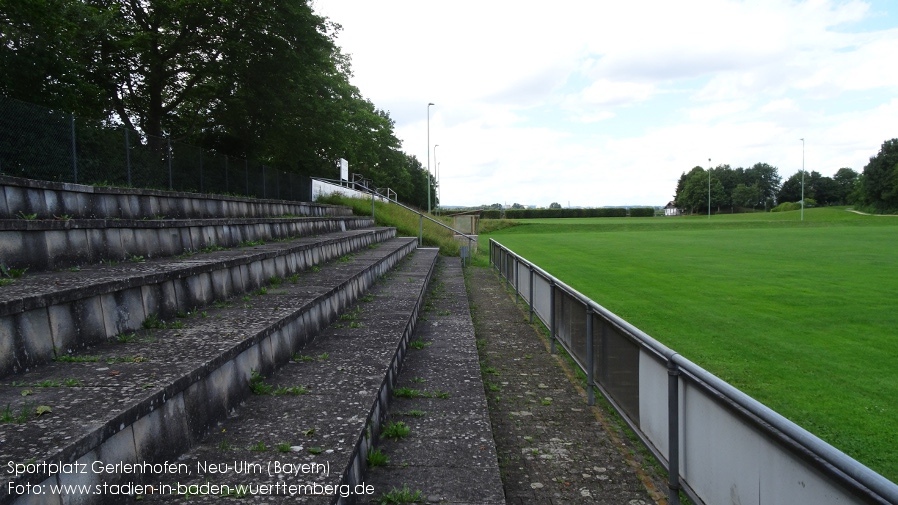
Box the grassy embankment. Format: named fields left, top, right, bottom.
left=481, top=207, right=898, bottom=482
left=315, top=195, right=465, bottom=255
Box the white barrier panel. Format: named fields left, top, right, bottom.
left=312, top=179, right=387, bottom=202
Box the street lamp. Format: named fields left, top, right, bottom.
left=433, top=144, right=440, bottom=214
left=708, top=158, right=711, bottom=219
left=800, top=138, right=805, bottom=222
left=427, top=103, right=435, bottom=214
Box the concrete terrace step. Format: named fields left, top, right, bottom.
left=0, top=227, right=396, bottom=377
left=0, top=215, right=375, bottom=273
left=135, top=248, right=440, bottom=504
left=364, top=257, right=504, bottom=505
left=0, top=175, right=348, bottom=221
left=0, top=237, right=421, bottom=505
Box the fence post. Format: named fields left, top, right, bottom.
left=514, top=260, right=519, bottom=303
left=528, top=264, right=534, bottom=323
left=667, top=359, right=681, bottom=505
left=167, top=138, right=173, bottom=190
left=124, top=127, right=132, bottom=186
left=70, top=114, right=78, bottom=184
left=586, top=305, right=595, bottom=406
left=418, top=215, right=423, bottom=247
left=550, top=280, right=557, bottom=354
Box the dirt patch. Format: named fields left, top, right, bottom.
left=466, top=265, right=669, bottom=505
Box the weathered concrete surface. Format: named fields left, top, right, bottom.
left=0, top=216, right=373, bottom=272
left=365, top=258, right=505, bottom=505
left=0, top=174, right=348, bottom=220
left=135, top=248, right=439, bottom=504
left=466, top=265, right=667, bottom=505
left=0, top=239, right=420, bottom=505
left=0, top=228, right=396, bottom=377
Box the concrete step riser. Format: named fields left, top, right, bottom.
left=0, top=229, right=395, bottom=378
left=0, top=216, right=374, bottom=272
left=5, top=240, right=420, bottom=505
left=0, top=175, right=349, bottom=221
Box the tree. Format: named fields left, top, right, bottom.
left=732, top=183, right=759, bottom=208
left=778, top=172, right=805, bottom=204
left=743, top=163, right=782, bottom=208
left=833, top=168, right=859, bottom=205
left=511, top=203, right=525, bottom=210
left=861, top=139, right=898, bottom=210
left=675, top=166, right=712, bottom=214
left=549, top=202, right=561, bottom=209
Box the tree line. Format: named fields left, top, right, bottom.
left=673, top=139, right=898, bottom=214
left=0, top=0, right=435, bottom=208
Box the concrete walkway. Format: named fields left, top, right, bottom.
left=365, top=257, right=504, bottom=504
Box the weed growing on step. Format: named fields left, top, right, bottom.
left=338, top=255, right=352, bottom=263
left=128, top=254, right=145, bottom=263
left=411, top=377, right=426, bottom=384
left=54, top=214, right=72, bottom=221
left=486, top=381, right=501, bottom=392
left=367, top=448, right=389, bottom=468
left=311, top=265, right=321, bottom=273
left=0, top=264, right=27, bottom=285
left=361, top=293, right=375, bottom=302
left=377, top=485, right=423, bottom=504
left=288, top=273, right=300, bottom=284
left=276, top=443, right=291, bottom=453
left=394, top=387, right=421, bottom=399
left=250, top=442, right=267, bottom=452
left=218, top=441, right=234, bottom=451
left=307, top=447, right=323, bottom=455
left=381, top=421, right=410, bottom=440
left=483, top=366, right=499, bottom=376
left=249, top=370, right=273, bottom=395
left=142, top=314, right=183, bottom=330
left=303, top=428, right=316, bottom=437
left=1, top=403, right=30, bottom=423
left=213, top=300, right=232, bottom=309
left=541, top=397, right=553, bottom=406
left=273, top=385, right=308, bottom=396
left=54, top=355, right=100, bottom=363
left=292, top=353, right=316, bottom=362
left=254, top=287, right=268, bottom=296
left=17, top=211, right=38, bottom=220
left=400, top=410, right=426, bottom=417
left=240, top=239, right=265, bottom=247
left=100, top=258, right=119, bottom=266
left=268, top=276, right=282, bottom=287
left=200, top=244, right=226, bottom=254
left=427, top=391, right=450, bottom=399
left=409, top=338, right=431, bottom=350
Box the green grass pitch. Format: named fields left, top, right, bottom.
left=484, top=207, right=898, bottom=482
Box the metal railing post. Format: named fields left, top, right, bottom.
left=586, top=305, right=595, bottom=405
left=550, top=280, right=557, bottom=354
left=167, top=137, right=173, bottom=190
left=371, top=192, right=375, bottom=219
left=418, top=215, right=423, bottom=246
left=514, top=260, right=520, bottom=303
left=528, top=264, right=534, bottom=323
left=668, top=359, right=681, bottom=505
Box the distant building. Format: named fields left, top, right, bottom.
left=664, top=201, right=680, bottom=216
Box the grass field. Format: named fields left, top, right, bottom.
left=482, top=207, right=898, bottom=482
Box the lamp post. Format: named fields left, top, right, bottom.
left=433, top=144, right=440, bottom=214
left=708, top=158, right=711, bottom=219
left=800, top=138, right=805, bottom=222
left=427, top=103, right=435, bottom=214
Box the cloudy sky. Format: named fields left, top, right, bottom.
left=313, top=0, right=898, bottom=208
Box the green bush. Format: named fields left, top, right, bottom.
left=480, top=210, right=501, bottom=219
left=771, top=202, right=802, bottom=212
left=628, top=207, right=655, bottom=217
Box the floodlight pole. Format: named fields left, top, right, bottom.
left=434, top=144, right=440, bottom=214
left=800, top=138, right=805, bottom=222
left=708, top=158, right=711, bottom=219
left=427, top=103, right=434, bottom=214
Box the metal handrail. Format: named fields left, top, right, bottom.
left=311, top=177, right=477, bottom=261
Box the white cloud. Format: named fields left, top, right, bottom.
left=314, top=0, right=898, bottom=207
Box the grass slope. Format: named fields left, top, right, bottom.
left=483, top=207, right=898, bottom=482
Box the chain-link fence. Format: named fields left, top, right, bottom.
left=0, top=96, right=311, bottom=201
